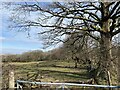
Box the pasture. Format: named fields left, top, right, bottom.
left=2, top=60, right=119, bottom=90
left=10, top=60, right=88, bottom=82
left=2, top=60, right=89, bottom=88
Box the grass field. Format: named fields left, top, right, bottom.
left=3, top=60, right=89, bottom=83
left=2, top=60, right=119, bottom=90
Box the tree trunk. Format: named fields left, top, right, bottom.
left=97, top=2, right=113, bottom=85
left=74, top=57, right=79, bottom=68
left=99, top=25, right=113, bottom=86
left=99, top=32, right=113, bottom=85
left=75, top=60, right=78, bottom=68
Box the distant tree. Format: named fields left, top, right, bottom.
left=2, top=50, right=45, bottom=62
left=2, top=54, right=18, bottom=62
left=20, top=50, right=45, bottom=61
left=62, top=33, right=89, bottom=68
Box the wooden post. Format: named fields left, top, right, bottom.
left=107, top=71, right=111, bottom=86
left=107, top=71, right=112, bottom=90
left=9, top=70, right=15, bottom=89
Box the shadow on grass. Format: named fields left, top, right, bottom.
left=38, top=64, right=86, bottom=70
left=40, top=69, right=89, bottom=80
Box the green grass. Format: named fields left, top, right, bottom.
left=2, top=59, right=120, bottom=89
left=3, top=60, right=89, bottom=83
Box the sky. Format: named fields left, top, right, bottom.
left=0, top=2, right=57, bottom=54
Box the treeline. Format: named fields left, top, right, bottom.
left=2, top=44, right=120, bottom=64
left=2, top=48, right=67, bottom=62
left=2, top=50, right=44, bottom=62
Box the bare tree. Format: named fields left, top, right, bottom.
left=63, top=33, right=90, bottom=68
left=8, top=1, right=120, bottom=85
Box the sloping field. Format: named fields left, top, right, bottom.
left=2, top=60, right=100, bottom=90
left=2, top=60, right=117, bottom=90
left=3, top=60, right=88, bottom=83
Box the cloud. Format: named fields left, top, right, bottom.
left=0, top=37, right=6, bottom=41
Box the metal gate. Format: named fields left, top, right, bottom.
left=16, top=80, right=120, bottom=90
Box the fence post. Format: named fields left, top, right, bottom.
left=9, top=70, right=15, bottom=89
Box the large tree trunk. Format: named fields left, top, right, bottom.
left=99, top=21, right=113, bottom=86
left=98, top=2, right=113, bottom=85
left=99, top=32, right=113, bottom=85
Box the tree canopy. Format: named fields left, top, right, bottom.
left=10, top=2, right=120, bottom=43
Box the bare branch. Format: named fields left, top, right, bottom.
left=109, top=1, right=120, bottom=19
left=112, top=29, right=120, bottom=36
